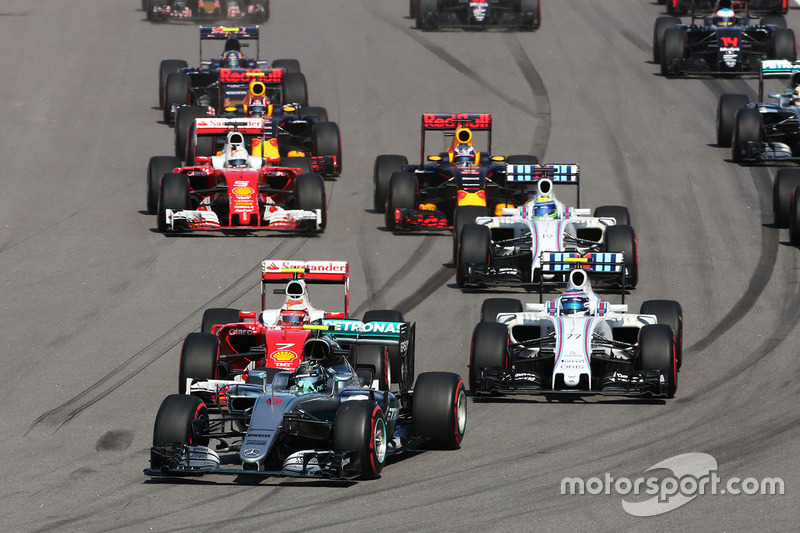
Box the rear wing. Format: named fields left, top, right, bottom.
left=420, top=113, right=493, bottom=163
left=319, top=319, right=414, bottom=348
left=194, top=116, right=276, bottom=136
left=261, top=260, right=349, bottom=314
left=538, top=252, right=627, bottom=302
left=758, top=59, right=800, bottom=100
left=506, top=163, right=580, bottom=206
left=200, top=26, right=260, bottom=60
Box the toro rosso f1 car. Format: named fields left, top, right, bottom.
left=160, top=27, right=307, bottom=125
left=149, top=131, right=326, bottom=232
left=718, top=60, right=800, bottom=163
left=469, top=265, right=682, bottom=398
left=653, top=1, right=795, bottom=77
left=145, top=0, right=269, bottom=23
left=414, top=0, right=540, bottom=31
left=456, top=164, right=638, bottom=290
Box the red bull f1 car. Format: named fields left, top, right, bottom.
left=469, top=264, right=682, bottom=399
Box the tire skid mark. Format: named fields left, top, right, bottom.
left=393, top=265, right=455, bottom=315
left=27, top=239, right=307, bottom=435
left=503, top=35, right=551, bottom=158
left=363, top=2, right=539, bottom=118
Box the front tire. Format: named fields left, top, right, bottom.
left=771, top=28, right=796, bottom=61
left=295, top=172, right=327, bottom=231
left=469, top=322, right=509, bottom=393
left=661, top=27, right=686, bottom=77
left=653, top=16, right=680, bottom=63
left=312, top=121, right=342, bottom=175
left=159, top=59, right=188, bottom=110
left=201, top=308, right=240, bottom=334
left=150, top=395, right=209, bottom=471
left=603, top=224, right=638, bottom=289
left=163, top=72, right=190, bottom=125
left=334, top=401, right=387, bottom=480
left=157, top=173, right=189, bottom=232
left=271, top=58, right=300, bottom=73
left=717, top=95, right=749, bottom=148
left=791, top=187, right=800, bottom=246
left=174, top=105, right=208, bottom=162
left=147, top=156, right=180, bottom=214
left=638, top=324, right=677, bottom=398
left=412, top=372, right=466, bottom=449
left=480, top=298, right=522, bottom=323
left=593, top=205, right=630, bottom=226
left=416, top=0, right=438, bottom=30
left=456, top=223, right=491, bottom=287
left=773, top=168, right=800, bottom=227
left=452, top=205, right=490, bottom=263
left=640, top=300, right=683, bottom=370
left=281, top=72, right=308, bottom=107
left=385, top=172, right=419, bottom=231
left=732, top=108, right=763, bottom=164
left=373, top=155, right=408, bottom=213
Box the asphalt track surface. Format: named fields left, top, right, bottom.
left=2, top=0, right=800, bottom=531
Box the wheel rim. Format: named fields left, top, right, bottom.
left=372, top=417, right=387, bottom=465
left=455, top=387, right=467, bottom=435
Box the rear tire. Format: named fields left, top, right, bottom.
left=178, top=333, right=219, bottom=394
left=163, top=72, right=190, bottom=125
left=412, top=372, right=466, bottom=449
left=362, top=310, right=407, bottom=387
left=456, top=223, right=491, bottom=288
left=773, top=168, right=800, bottom=227
left=373, top=155, right=408, bottom=213
left=295, top=172, right=327, bottom=231
left=312, top=121, right=342, bottom=175
left=157, top=173, right=189, bottom=232
left=716, top=94, right=749, bottom=148
left=593, top=205, right=630, bottom=226
left=638, top=324, right=677, bottom=398
left=771, top=28, right=796, bottom=61
left=147, top=156, right=180, bottom=215
left=281, top=72, right=308, bottom=107
left=732, top=108, right=763, bottom=164
left=352, top=345, right=390, bottom=391
left=334, top=401, right=386, bottom=480
left=603, top=224, right=638, bottom=289
left=385, top=172, right=419, bottom=231
left=480, top=298, right=522, bottom=323
left=201, top=308, right=240, bottom=334
left=271, top=58, right=300, bottom=73
left=469, top=322, right=509, bottom=393
left=640, top=300, right=683, bottom=370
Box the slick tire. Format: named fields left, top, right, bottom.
left=373, top=155, right=408, bottom=213
left=773, top=168, right=800, bottom=227
left=351, top=344, right=390, bottom=391
left=174, top=105, right=208, bottom=162
left=761, top=15, right=787, bottom=29
left=452, top=206, right=490, bottom=263
left=157, top=173, right=189, bottom=232
left=178, top=333, right=219, bottom=394
left=201, top=308, right=241, bottom=334
left=416, top=0, right=438, bottom=30
left=480, top=298, right=522, bottom=323
left=297, top=106, right=328, bottom=122
left=163, top=72, right=190, bottom=125
left=412, top=372, right=466, bottom=449
left=716, top=94, right=749, bottom=148
left=334, top=401, right=387, bottom=480
left=281, top=72, right=308, bottom=107
left=593, top=205, right=631, bottom=227
left=640, top=300, right=684, bottom=370
left=271, top=58, right=300, bottom=73
left=152, top=394, right=210, bottom=465
left=653, top=16, right=680, bottom=63
left=279, top=156, right=312, bottom=176
left=469, top=321, right=509, bottom=393
left=661, top=27, right=686, bottom=77
left=603, top=224, right=638, bottom=289
left=771, top=28, right=796, bottom=61
left=456, top=223, right=491, bottom=288
left=791, top=187, right=800, bottom=246
left=519, top=0, right=540, bottom=30
left=312, top=121, right=342, bottom=175
left=362, top=309, right=410, bottom=388
left=295, top=172, right=327, bottom=231
left=385, top=172, right=418, bottom=231
left=159, top=59, right=188, bottom=109
left=732, top=108, right=763, bottom=164
left=147, top=156, right=180, bottom=215
left=638, top=324, right=677, bottom=398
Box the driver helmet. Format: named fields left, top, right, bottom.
left=247, top=97, right=266, bottom=117
left=223, top=50, right=243, bottom=68
left=292, top=362, right=326, bottom=394
left=226, top=148, right=249, bottom=168
left=713, top=8, right=735, bottom=27
left=279, top=309, right=309, bottom=327
left=531, top=196, right=558, bottom=219
left=561, top=290, right=590, bottom=316
left=453, top=144, right=476, bottom=166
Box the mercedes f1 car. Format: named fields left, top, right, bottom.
left=160, top=27, right=307, bottom=125
left=373, top=113, right=542, bottom=249
left=149, top=131, right=326, bottom=232
left=455, top=165, right=638, bottom=290
left=469, top=265, right=682, bottom=398
left=148, top=272, right=466, bottom=480
left=664, top=0, right=788, bottom=16
left=145, top=0, right=269, bottom=23
left=772, top=168, right=800, bottom=245
left=653, top=1, right=795, bottom=77
left=717, top=59, right=800, bottom=163
left=414, top=0, right=540, bottom=31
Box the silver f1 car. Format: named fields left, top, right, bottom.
left=455, top=164, right=638, bottom=290
left=148, top=316, right=467, bottom=480
left=469, top=265, right=682, bottom=398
